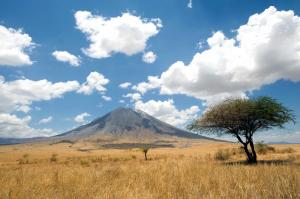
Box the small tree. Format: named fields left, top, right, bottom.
left=187, top=97, right=295, bottom=164
left=141, top=147, right=150, bottom=161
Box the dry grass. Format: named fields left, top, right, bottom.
left=0, top=142, right=299, bottom=199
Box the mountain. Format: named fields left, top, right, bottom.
left=0, top=107, right=217, bottom=146
left=56, top=107, right=212, bottom=142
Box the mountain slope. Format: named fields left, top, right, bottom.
left=57, top=107, right=211, bottom=141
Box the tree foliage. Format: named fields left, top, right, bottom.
left=187, top=97, right=295, bottom=163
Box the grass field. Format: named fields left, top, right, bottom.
left=0, top=142, right=299, bottom=199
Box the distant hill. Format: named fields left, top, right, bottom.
left=267, top=141, right=299, bottom=144
left=0, top=137, right=43, bottom=145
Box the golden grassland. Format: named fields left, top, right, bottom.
left=0, top=142, right=299, bottom=199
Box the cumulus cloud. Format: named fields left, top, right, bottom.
left=142, top=51, right=157, bottom=63
left=0, top=76, right=81, bottom=137
left=0, top=25, right=35, bottom=66
left=135, top=99, right=200, bottom=126
left=74, top=112, right=91, bottom=124
left=134, top=6, right=300, bottom=106
left=0, top=72, right=110, bottom=138
left=0, top=113, right=55, bottom=138
left=187, top=0, right=192, bottom=8
left=123, top=93, right=142, bottom=102
left=52, top=51, right=80, bottom=66
left=77, top=71, right=109, bottom=95
left=75, top=11, right=162, bottom=58
left=132, top=76, right=161, bottom=94
left=0, top=75, right=80, bottom=113
left=0, top=72, right=110, bottom=114
left=38, top=116, right=53, bottom=124
left=102, top=95, right=112, bottom=101
left=119, top=82, right=132, bottom=89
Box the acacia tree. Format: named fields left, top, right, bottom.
left=187, top=97, right=295, bottom=164
left=141, top=147, right=150, bottom=161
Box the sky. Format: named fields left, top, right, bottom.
left=0, top=0, right=300, bottom=142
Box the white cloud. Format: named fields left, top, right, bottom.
left=38, top=116, right=53, bottom=124
left=0, top=75, right=83, bottom=137
left=135, top=99, right=199, bottom=126
left=0, top=75, right=80, bottom=113
left=142, top=51, right=157, bottom=63
left=74, top=112, right=91, bottom=124
left=16, top=105, right=31, bottom=113
left=119, top=99, right=125, bottom=103
left=123, top=93, right=142, bottom=102
left=0, top=25, right=35, bottom=66
left=52, top=51, right=80, bottom=66
left=0, top=113, right=55, bottom=138
left=77, top=71, right=109, bottom=95
left=187, top=0, right=192, bottom=8
left=102, top=95, right=112, bottom=101
left=0, top=72, right=110, bottom=138
left=135, top=6, right=300, bottom=106
left=75, top=11, right=162, bottom=58
left=119, top=82, right=132, bottom=89
left=132, top=76, right=161, bottom=94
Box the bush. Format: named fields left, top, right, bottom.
left=80, top=160, right=90, bottom=167
left=18, top=154, right=30, bottom=164
left=50, top=154, right=58, bottom=163
left=255, top=142, right=275, bottom=154
left=91, top=157, right=103, bottom=163
left=231, top=147, right=244, bottom=156
left=214, top=149, right=231, bottom=161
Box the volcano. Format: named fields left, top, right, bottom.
left=56, top=107, right=212, bottom=142
left=0, top=107, right=217, bottom=146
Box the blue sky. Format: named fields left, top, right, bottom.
left=0, top=0, right=300, bottom=142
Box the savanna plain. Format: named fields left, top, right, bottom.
left=0, top=141, right=299, bottom=199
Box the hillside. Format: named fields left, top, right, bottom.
left=58, top=107, right=208, bottom=139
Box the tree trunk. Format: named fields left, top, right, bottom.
left=235, top=134, right=257, bottom=164
left=249, top=140, right=257, bottom=164
left=243, top=144, right=252, bottom=163
left=144, top=152, right=147, bottom=161
left=243, top=144, right=256, bottom=164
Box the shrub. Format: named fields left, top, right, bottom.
left=255, top=142, right=275, bottom=154
left=18, top=159, right=28, bottom=165
left=112, top=158, right=120, bottom=162
left=231, top=147, right=244, bottom=156
left=18, top=154, right=30, bottom=164
left=23, top=153, right=29, bottom=159
left=80, top=160, right=90, bottom=167
left=50, top=153, right=58, bottom=163
left=91, top=157, right=103, bottom=163
left=214, top=149, right=231, bottom=161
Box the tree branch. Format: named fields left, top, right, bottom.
left=235, top=134, right=246, bottom=145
